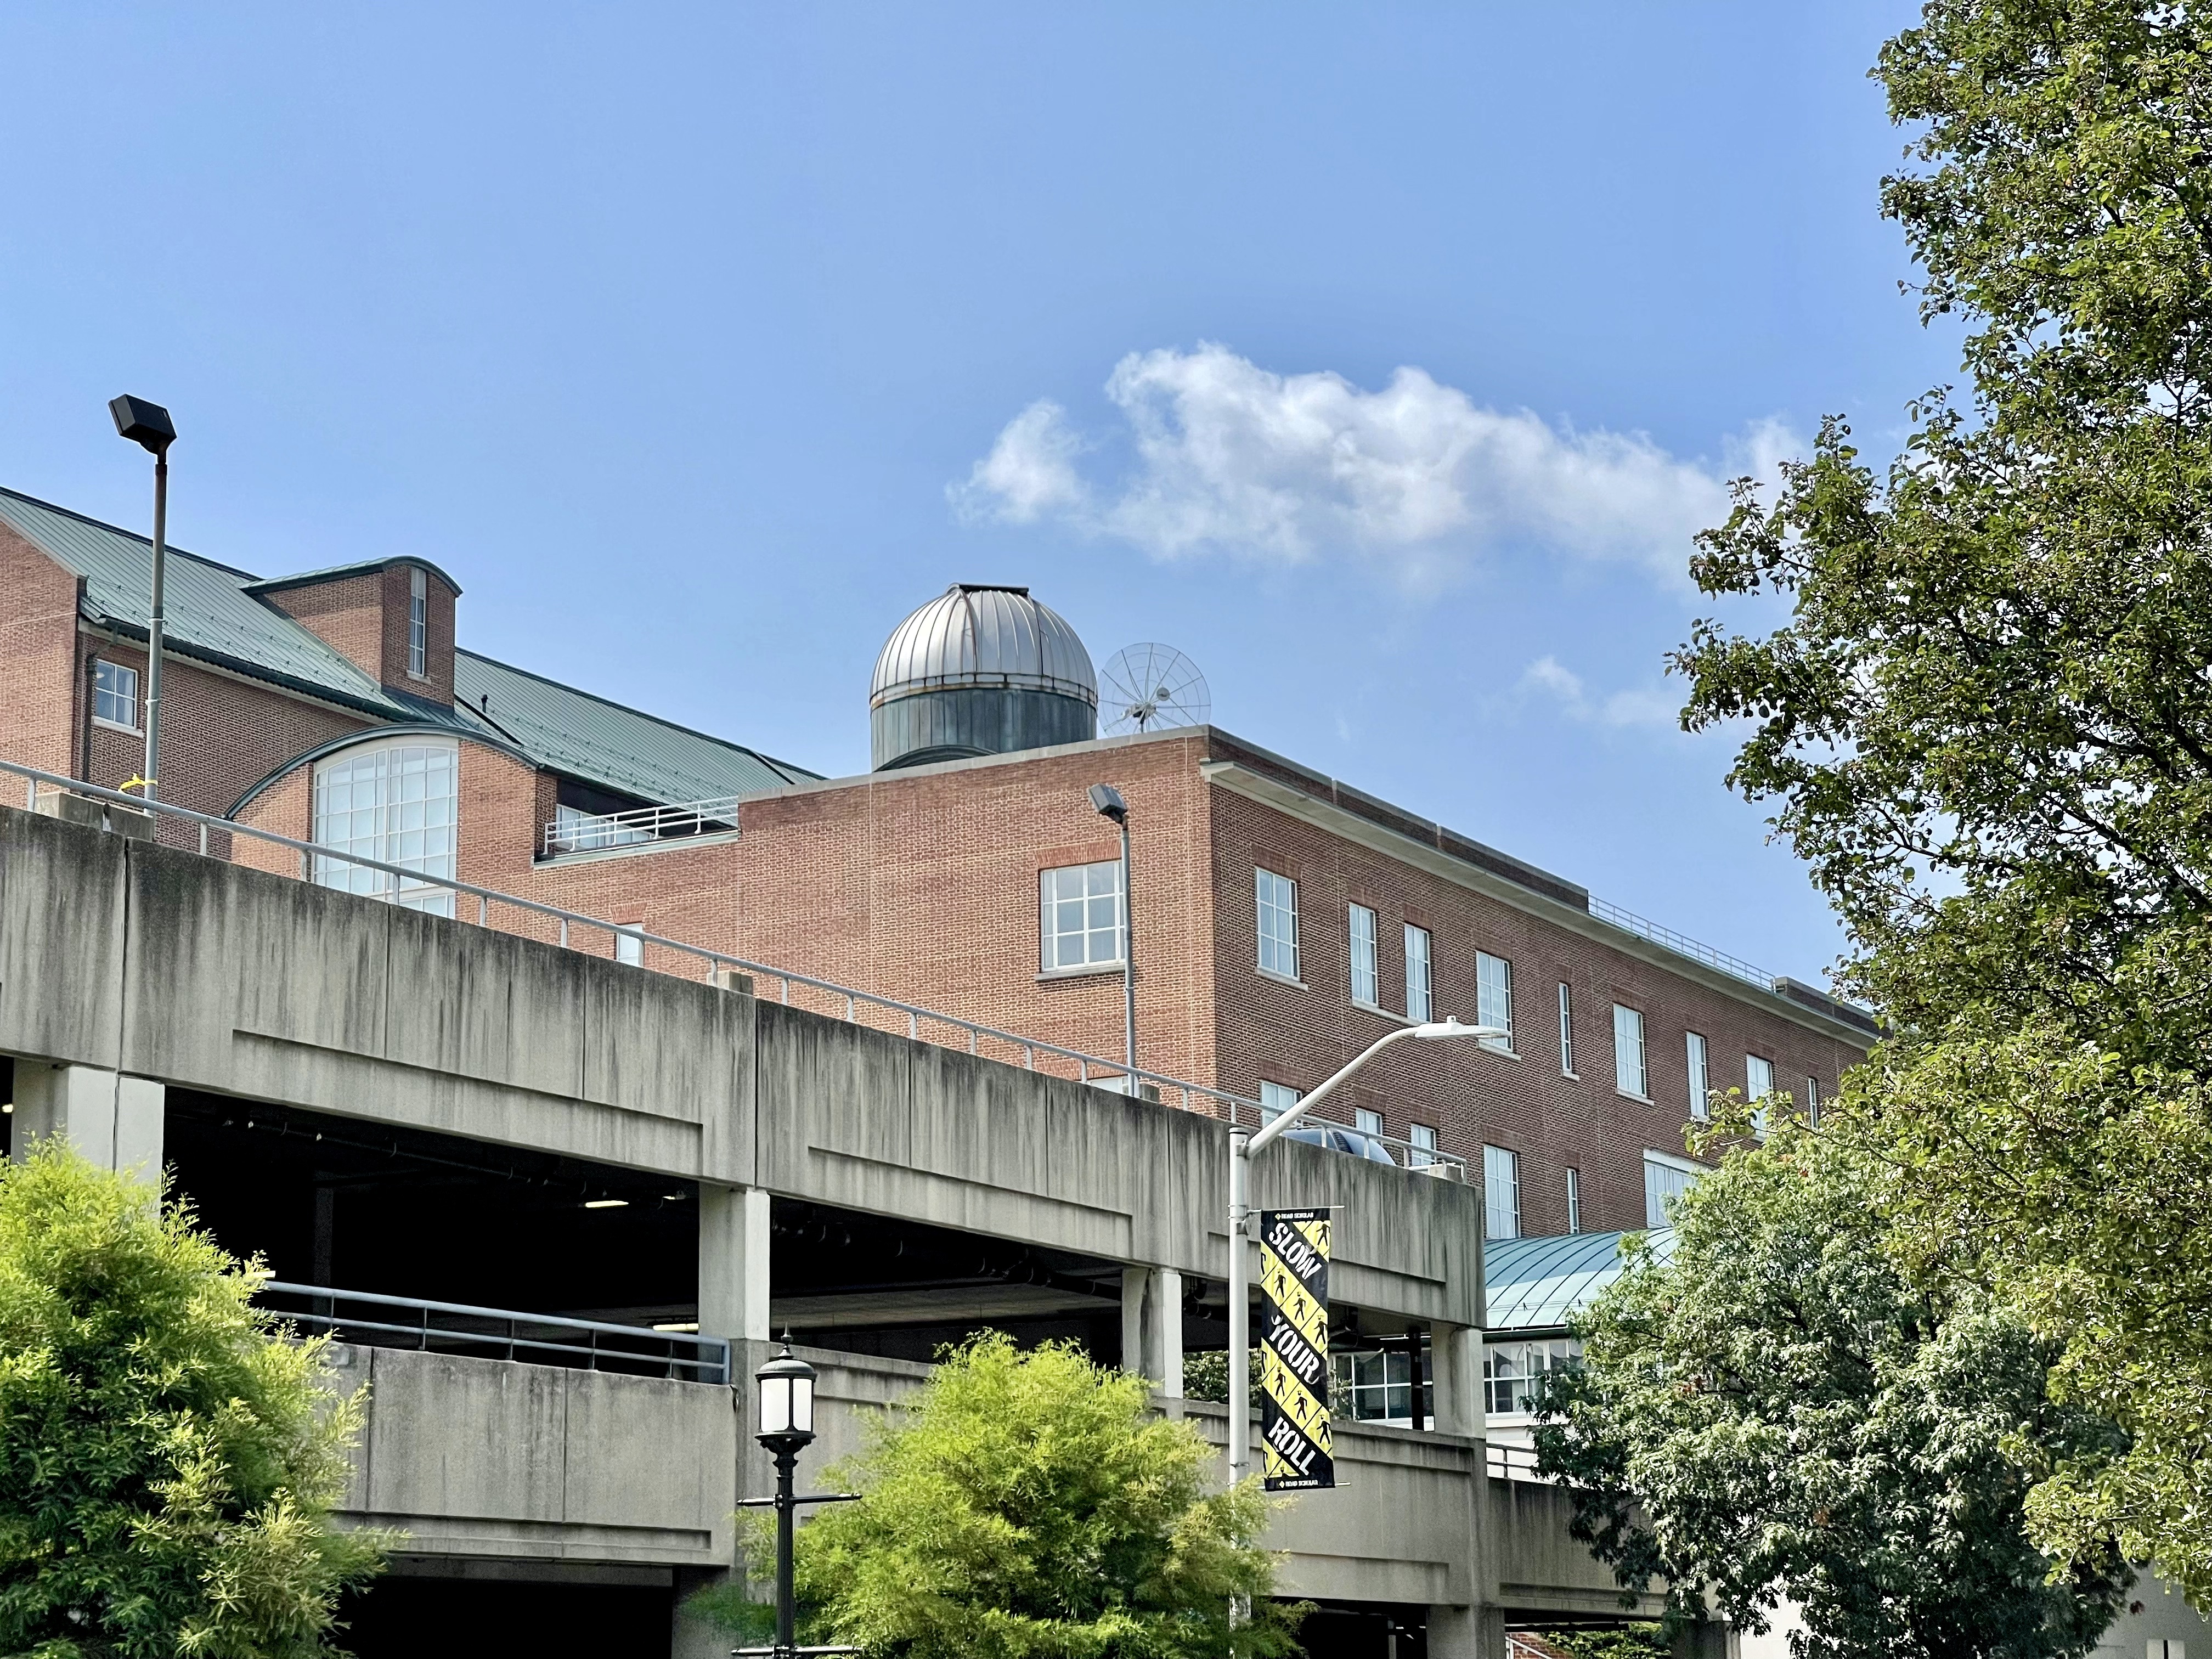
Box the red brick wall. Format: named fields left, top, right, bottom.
left=232, top=766, right=311, bottom=876
left=1203, top=783, right=1865, bottom=1234
left=257, top=563, right=456, bottom=702
left=0, top=524, right=86, bottom=783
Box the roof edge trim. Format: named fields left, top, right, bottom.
left=244, top=555, right=464, bottom=597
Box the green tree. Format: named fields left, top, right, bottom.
left=0, top=1144, right=386, bottom=1658
left=1533, top=1113, right=2132, bottom=1659
left=1674, top=0, right=2212, bottom=1602
left=698, top=1334, right=1302, bottom=1659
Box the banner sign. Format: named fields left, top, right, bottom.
left=1257, top=1207, right=1335, bottom=1492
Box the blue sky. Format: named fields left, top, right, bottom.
left=1, top=3, right=1944, bottom=986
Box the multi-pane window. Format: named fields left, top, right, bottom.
left=1476, top=951, right=1512, bottom=1050
left=1746, top=1054, right=1775, bottom=1133
left=1404, top=924, right=1432, bottom=1022
left=1565, top=1166, right=1582, bottom=1233
left=1557, top=983, right=1575, bottom=1075
left=1644, top=1151, right=1700, bottom=1228
left=1409, top=1123, right=1438, bottom=1169
left=1348, top=904, right=1380, bottom=1006
left=1686, top=1031, right=1711, bottom=1120
left=92, top=659, right=139, bottom=729
left=1256, top=868, right=1299, bottom=979
left=312, top=740, right=459, bottom=917
left=1805, top=1075, right=1821, bottom=1128
left=1482, top=1144, right=1521, bottom=1239
left=1613, top=1005, right=1647, bottom=1098
left=408, top=566, right=428, bottom=678
left=1331, top=1348, right=1429, bottom=1427
left=1259, top=1080, right=1302, bottom=1124
left=1484, top=1338, right=1579, bottom=1415
left=1041, top=860, right=1125, bottom=971
left=1353, top=1107, right=1383, bottom=1137
left=615, top=929, right=644, bottom=967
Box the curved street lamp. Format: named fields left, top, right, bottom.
left=1225, top=1018, right=1508, bottom=1492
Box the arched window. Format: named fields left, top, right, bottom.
left=312, top=737, right=459, bottom=917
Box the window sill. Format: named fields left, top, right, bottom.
left=92, top=716, right=139, bottom=735
left=1037, top=962, right=1127, bottom=983
left=1256, top=967, right=1308, bottom=990
left=1616, top=1090, right=1655, bottom=1104
left=1351, top=1000, right=1413, bottom=1024
left=1479, top=1045, right=1520, bottom=1060
left=1561, top=1071, right=1581, bottom=1081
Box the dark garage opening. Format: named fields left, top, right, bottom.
left=340, top=1572, right=672, bottom=1659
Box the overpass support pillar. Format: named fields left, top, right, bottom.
left=1121, top=1266, right=1184, bottom=1409
left=8, top=1064, right=163, bottom=1178
left=1428, top=1603, right=1510, bottom=1659
left=1430, top=1318, right=1483, bottom=1437
left=698, top=1183, right=772, bottom=1344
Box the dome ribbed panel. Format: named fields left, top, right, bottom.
left=870, top=585, right=1097, bottom=707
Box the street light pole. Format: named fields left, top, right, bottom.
left=739, top=1342, right=860, bottom=1659
left=1223, top=1018, right=1506, bottom=1489
left=1087, top=785, right=1137, bottom=1086
left=108, top=397, right=176, bottom=805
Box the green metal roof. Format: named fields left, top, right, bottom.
left=244, top=555, right=463, bottom=597
left=1485, top=1227, right=1675, bottom=1333
left=455, top=652, right=818, bottom=804
left=2, top=484, right=819, bottom=808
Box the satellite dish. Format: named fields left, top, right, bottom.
left=1099, top=644, right=1211, bottom=736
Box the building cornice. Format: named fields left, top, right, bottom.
left=1200, top=758, right=1875, bottom=1050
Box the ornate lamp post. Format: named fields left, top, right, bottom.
left=735, top=1341, right=859, bottom=1659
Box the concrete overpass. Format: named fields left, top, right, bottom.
left=0, top=802, right=1660, bottom=1656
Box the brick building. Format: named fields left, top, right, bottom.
left=0, top=483, right=1873, bottom=1244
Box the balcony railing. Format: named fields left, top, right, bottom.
left=257, top=1280, right=732, bottom=1383
left=5, top=761, right=1481, bottom=1180
left=1586, top=896, right=1775, bottom=991
left=543, top=794, right=744, bottom=856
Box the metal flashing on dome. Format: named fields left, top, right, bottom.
left=869, top=584, right=1100, bottom=770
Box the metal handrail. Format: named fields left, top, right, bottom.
left=1587, top=895, right=1774, bottom=990
left=543, top=794, right=745, bottom=856
left=256, top=1279, right=732, bottom=1383
left=2, top=758, right=1468, bottom=1182
left=1485, top=1441, right=1547, bottom=1481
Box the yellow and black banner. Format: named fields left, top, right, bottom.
left=1257, top=1207, right=1334, bottom=1491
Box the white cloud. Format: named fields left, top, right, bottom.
left=950, top=399, right=1088, bottom=523
left=1518, top=654, right=1681, bottom=730
left=954, top=343, right=1797, bottom=586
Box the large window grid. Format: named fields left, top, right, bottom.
left=1256, top=868, right=1299, bottom=980
left=1476, top=951, right=1512, bottom=1050
left=1041, top=860, right=1125, bottom=972
left=1348, top=904, right=1379, bottom=1006
left=408, top=567, right=428, bottom=679
left=1485, top=1339, right=1579, bottom=1416
left=93, top=659, right=139, bottom=730
left=1613, top=1005, right=1648, bottom=1098
left=1686, top=1031, right=1711, bottom=1120
left=1404, top=924, right=1432, bottom=1022
left=1482, top=1145, right=1521, bottom=1239
left=312, top=741, right=459, bottom=918
left=1331, top=1348, right=1430, bottom=1427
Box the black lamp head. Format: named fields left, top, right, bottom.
left=109, top=395, right=176, bottom=456
left=1088, top=783, right=1128, bottom=825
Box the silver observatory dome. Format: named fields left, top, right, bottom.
left=870, top=584, right=1098, bottom=770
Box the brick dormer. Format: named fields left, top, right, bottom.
left=245, top=557, right=461, bottom=704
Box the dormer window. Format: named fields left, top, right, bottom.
left=408, top=567, right=428, bottom=679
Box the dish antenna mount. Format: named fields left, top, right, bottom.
left=1099, top=644, right=1211, bottom=736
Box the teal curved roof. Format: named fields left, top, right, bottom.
left=1485, top=1228, right=1675, bottom=1333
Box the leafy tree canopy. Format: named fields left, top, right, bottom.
left=1674, top=0, right=2212, bottom=1600
left=1533, top=1114, right=2132, bottom=1659
left=0, top=1144, right=385, bottom=1658
left=702, top=1335, right=1302, bottom=1659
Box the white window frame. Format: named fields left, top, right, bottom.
left=1484, top=1337, right=1581, bottom=1417
left=408, top=566, right=428, bottom=679
left=1805, top=1075, right=1821, bottom=1127
left=1353, top=1107, right=1383, bottom=1139
left=1348, top=904, right=1380, bottom=1007
left=1612, top=1005, right=1648, bottom=1099
left=312, top=737, right=460, bottom=918
left=1333, top=1347, right=1429, bottom=1427
left=1644, top=1148, right=1702, bottom=1229
left=1686, top=1031, right=1711, bottom=1120
left=1565, top=1166, right=1582, bottom=1234
left=1557, top=982, right=1575, bottom=1076
left=1256, top=868, right=1300, bottom=981
left=92, top=658, right=140, bottom=731
left=1403, top=923, right=1432, bottom=1022
left=1259, top=1080, right=1302, bottom=1124
left=1482, top=1144, right=1521, bottom=1240
left=1408, top=1123, right=1438, bottom=1169
left=1746, top=1054, right=1775, bottom=1133
left=615, top=928, right=644, bottom=967
left=1041, top=860, right=1126, bottom=973
left=1476, top=951, right=1512, bottom=1051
